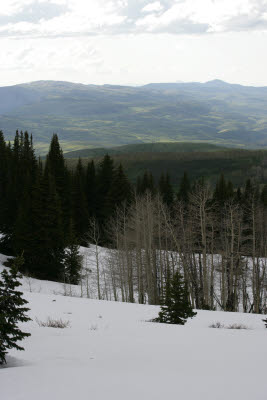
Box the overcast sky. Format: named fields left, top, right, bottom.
left=1, top=0, right=267, bottom=86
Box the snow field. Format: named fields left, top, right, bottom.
left=1, top=251, right=267, bottom=400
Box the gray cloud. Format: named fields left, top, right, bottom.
left=146, top=20, right=210, bottom=35
left=0, top=1, right=69, bottom=26
left=224, top=15, right=267, bottom=31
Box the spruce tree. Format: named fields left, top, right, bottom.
left=142, top=171, right=155, bottom=195
left=0, top=131, right=7, bottom=237
left=235, top=187, right=242, bottom=204
left=42, top=172, right=65, bottom=280
left=85, top=160, right=97, bottom=216
left=96, top=154, right=115, bottom=223
left=108, top=164, right=133, bottom=211
left=155, top=270, right=197, bottom=325
left=64, top=220, right=83, bottom=285
left=177, top=172, right=191, bottom=203
left=71, top=158, right=89, bottom=244
left=0, top=255, right=31, bottom=364
left=45, top=134, right=71, bottom=235
left=159, top=173, right=174, bottom=206
left=261, top=185, right=267, bottom=207
left=213, top=173, right=234, bottom=205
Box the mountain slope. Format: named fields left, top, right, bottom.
left=1, top=80, right=267, bottom=153
left=1, top=254, right=266, bottom=400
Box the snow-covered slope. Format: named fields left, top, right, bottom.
left=1, top=254, right=267, bottom=400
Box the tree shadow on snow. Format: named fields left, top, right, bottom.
left=0, top=356, right=31, bottom=369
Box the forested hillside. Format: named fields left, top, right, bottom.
left=2, top=80, right=267, bottom=153
left=64, top=142, right=227, bottom=158
left=1, top=130, right=267, bottom=314
left=65, top=143, right=267, bottom=188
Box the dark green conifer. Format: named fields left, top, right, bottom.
left=96, top=154, right=115, bottom=222
left=261, top=185, right=267, bottom=207
left=45, top=134, right=71, bottom=235
left=138, top=171, right=155, bottom=195
left=108, top=164, right=133, bottom=210
left=0, top=131, right=7, bottom=235
left=42, top=171, right=65, bottom=280
left=64, top=219, right=83, bottom=285
left=159, top=173, right=174, bottom=206
left=71, top=158, right=89, bottom=244
left=177, top=172, right=191, bottom=203
left=85, top=160, right=97, bottom=216
left=155, top=270, right=197, bottom=325
left=0, top=255, right=31, bottom=364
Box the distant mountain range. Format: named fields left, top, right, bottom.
left=1, top=79, right=267, bottom=154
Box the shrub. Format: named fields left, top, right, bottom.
left=35, top=317, right=70, bottom=329
left=209, top=322, right=248, bottom=329
left=209, top=322, right=225, bottom=329
left=227, top=323, right=248, bottom=330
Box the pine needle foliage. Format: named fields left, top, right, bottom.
left=0, top=255, right=31, bottom=364
left=155, top=270, right=197, bottom=325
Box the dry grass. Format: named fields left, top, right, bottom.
left=35, top=317, right=70, bottom=329
left=210, top=322, right=249, bottom=330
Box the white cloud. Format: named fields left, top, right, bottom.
left=0, top=0, right=267, bottom=38
left=142, top=2, right=163, bottom=13
left=1, top=1, right=267, bottom=87
left=136, top=0, right=267, bottom=33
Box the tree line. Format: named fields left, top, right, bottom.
left=0, top=130, right=134, bottom=282
left=0, top=131, right=266, bottom=314
left=103, top=176, right=267, bottom=314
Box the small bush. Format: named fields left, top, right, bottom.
left=262, top=318, right=267, bottom=328
left=35, top=317, right=70, bottom=329
left=209, top=322, right=249, bottom=330
left=227, top=323, right=248, bottom=330
left=89, top=323, right=98, bottom=331
left=210, top=322, right=225, bottom=329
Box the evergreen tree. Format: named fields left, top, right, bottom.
left=41, top=171, right=65, bottom=280
left=235, top=187, right=242, bottom=204
left=64, top=220, right=83, bottom=285
left=0, top=131, right=7, bottom=236
left=136, top=175, right=142, bottom=196
left=13, top=192, right=34, bottom=270
left=261, top=185, right=267, bottom=207
left=137, top=171, right=155, bottom=195
left=71, top=158, right=89, bottom=244
left=0, top=131, right=38, bottom=255
left=0, top=255, right=31, bottom=364
left=177, top=172, right=191, bottom=203
left=213, top=174, right=233, bottom=205
left=85, top=160, right=97, bottom=216
left=108, top=164, right=133, bottom=210
left=243, top=179, right=254, bottom=204
left=159, top=173, right=174, bottom=206
left=45, top=134, right=71, bottom=235
left=96, top=154, right=115, bottom=223
left=155, top=270, right=197, bottom=325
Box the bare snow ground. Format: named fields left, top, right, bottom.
left=1, top=253, right=267, bottom=400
